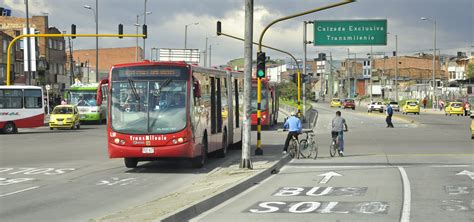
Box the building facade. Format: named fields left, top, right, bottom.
left=0, top=15, right=67, bottom=97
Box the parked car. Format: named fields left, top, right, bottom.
left=367, top=101, right=384, bottom=113
left=49, top=105, right=80, bottom=130
left=342, top=98, right=356, bottom=110
left=387, top=101, right=400, bottom=112
left=444, top=102, right=464, bottom=116
left=402, top=100, right=420, bottom=115
left=330, top=98, right=342, bottom=108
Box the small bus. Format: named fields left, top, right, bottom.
left=67, top=82, right=106, bottom=124
left=0, top=85, right=44, bottom=134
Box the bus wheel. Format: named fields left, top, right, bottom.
left=192, top=136, right=207, bottom=168
left=124, top=158, right=138, bottom=168
left=3, top=122, right=17, bottom=134
left=216, top=130, right=228, bottom=158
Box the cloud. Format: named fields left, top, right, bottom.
left=3, top=0, right=472, bottom=66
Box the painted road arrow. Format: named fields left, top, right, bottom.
left=456, top=170, right=474, bottom=180
left=318, top=171, right=342, bottom=184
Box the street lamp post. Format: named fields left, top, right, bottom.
left=83, top=2, right=98, bottom=82
left=136, top=11, right=152, bottom=61
left=143, top=0, right=148, bottom=60
left=184, top=22, right=199, bottom=49
left=387, top=32, right=399, bottom=102
left=421, top=17, right=437, bottom=109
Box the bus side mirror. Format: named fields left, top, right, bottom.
left=194, top=81, right=201, bottom=98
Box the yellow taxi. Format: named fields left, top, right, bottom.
left=471, top=118, right=474, bottom=139
left=402, top=100, right=420, bottom=115
left=49, top=105, right=80, bottom=130
left=330, top=98, right=342, bottom=108
left=444, top=102, right=464, bottom=116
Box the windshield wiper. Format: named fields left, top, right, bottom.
left=127, top=78, right=140, bottom=101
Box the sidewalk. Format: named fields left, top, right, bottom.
left=95, top=144, right=290, bottom=222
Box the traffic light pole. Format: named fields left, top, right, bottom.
left=5, top=33, right=146, bottom=86
left=255, top=0, right=354, bottom=154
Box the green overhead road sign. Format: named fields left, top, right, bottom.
left=314, top=20, right=387, bottom=46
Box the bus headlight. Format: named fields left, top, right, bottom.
left=114, top=138, right=120, bottom=144
left=172, top=137, right=185, bottom=144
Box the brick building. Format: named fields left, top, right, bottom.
left=70, top=46, right=142, bottom=82
left=0, top=15, right=67, bottom=93
left=0, top=31, right=16, bottom=85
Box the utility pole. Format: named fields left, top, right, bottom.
left=25, top=0, right=32, bottom=85
left=347, top=48, right=350, bottom=98
left=302, top=21, right=309, bottom=119
left=208, top=44, right=212, bottom=67
left=95, top=0, right=99, bottom=82
left=68, top=36, right=74, bottom=85
left=204, top=37, right=208, bottom=67
left=369, top=46, right=373, bottom=101
left=395, top=34, right=399, bottom=102
left=241, top=0, right=253, bottom=169
left=143, top=0, right=148, bottom=60
left=329, top=52, right=333, bottom=98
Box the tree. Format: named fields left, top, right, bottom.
left=466, top=63, right=474, bottom=79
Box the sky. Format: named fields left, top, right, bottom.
left=3, top=0, right=473, bottom=66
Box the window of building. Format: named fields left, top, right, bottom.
left=2, top=39, right=7, bottom=53
left=48, top=39, right=53, bottom=49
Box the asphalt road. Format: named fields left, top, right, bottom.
left=192, top=102, right=474, bottom=222
left=0, top=123, right=242, bottom=222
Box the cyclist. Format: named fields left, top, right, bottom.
left=282, top=112, right=302, bottom=155
left=331, top=111, right=348, bottom=156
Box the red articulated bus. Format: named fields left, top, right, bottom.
left=250, top=79, right=279, bottom=128
left=103, top=61, right=244, bottom=168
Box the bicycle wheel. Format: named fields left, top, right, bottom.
left=312, top=141, right=318, bottom=159
left=299, top=139, right=310, bottom=158
left=329, top=140, right=338, bottom=157
left=289, top=139, right=298, bottom=158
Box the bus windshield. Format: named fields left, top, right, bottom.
left=69, top=91, right=97, bottom=107
left=110, top=65, right=188, bottom=134
left=251, top=88, right=268, bottom=112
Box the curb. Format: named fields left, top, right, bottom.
left=159, top=155, right=292, bottom=222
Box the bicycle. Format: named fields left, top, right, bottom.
left=288, top=133, right=300, bottom=159
left=330, top=131, right=346, bottom=157
left=299, top=129, right=318, bottom=159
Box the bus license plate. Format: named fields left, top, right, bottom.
left=142, top=147, right=154, bottom=154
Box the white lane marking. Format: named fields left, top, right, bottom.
left=0, top=186, right=39, bottom=197
left=398, top=166, right=411, bottom=222
left=285, top=165, right=470, bottom=169
left=456, top=170, right=474, bottom=180
left=318, top=171, right=342, bottom=184
left=190, top=164, right=285, bottom=222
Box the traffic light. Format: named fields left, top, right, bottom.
left=71, top=24, right=76, bottom=39
left=142, top=24, right=147, bottom=39
left=318, top=53, right=326, bottom=61
left=256, top=52, right=266, bottom=78
left=217, top=21, right=222, bottom=36
left=118, top=24, right=123, bottom=38
left=290, top=73, right=297, bottom=83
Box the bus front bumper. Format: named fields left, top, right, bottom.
left=80, top=113, right=101, bottom=121
left=108, top=141, right=194, bottom=159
